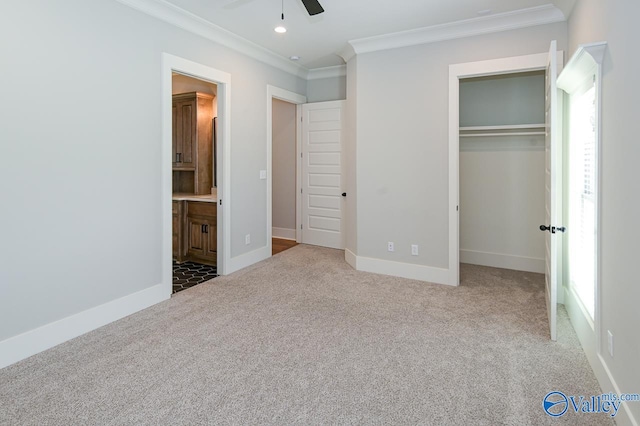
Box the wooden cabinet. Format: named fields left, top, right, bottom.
left=172, top=98, right=196, bottom=169
left=172, top=92, right=214, bottom=195
left=172, top=200, right=186, bottom=261
left=185, top=201, right=217, bottom=265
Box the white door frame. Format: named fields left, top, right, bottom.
left=448, top=52, right=559, bottom=286
left=266, top=85, right=307, bottom=253
left=162, top=53, right=232, bottom=295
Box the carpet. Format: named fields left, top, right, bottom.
left=0, top=245, right=611, bottom=425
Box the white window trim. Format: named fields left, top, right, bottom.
left=557, top=40, right=607, bottom=383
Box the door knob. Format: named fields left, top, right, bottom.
left=342, top=192, right=347, bottom=197
left=540, top=225, right=567, bottom=234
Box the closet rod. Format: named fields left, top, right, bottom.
left=459, top=124, right=545, bottom=131
left=460, top=131, right=546, bottom=137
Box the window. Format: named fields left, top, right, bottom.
left=568, top=78, right=596, bottom=319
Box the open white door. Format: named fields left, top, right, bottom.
left=543, top=40, right=563, bottom=341
left=301, top=101, right=345, bottom=249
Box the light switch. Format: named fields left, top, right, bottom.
left=260, top=170, right=267, bottom=179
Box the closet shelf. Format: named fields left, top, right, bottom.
left=459, top=124, right=545, bottom=138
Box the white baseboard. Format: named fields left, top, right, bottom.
left=460, top=249, right=544, bottom=273
left=345, top=248, right=357, bottom=269
left=227, top=246, right=270, bottom=274
left=345, top=250, right=451, bottom=286
left=564, top=285, right=638, bottom=426
left=272, top=227, right=296, bottom=240
left=0, top=283, right=169, bottom=369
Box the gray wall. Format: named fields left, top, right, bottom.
left=568, top=0, right=640, bottom=421
left=459, top=72, right=545, bottom=127
left=271, top=99, right=297, bottom=232
left=0, top=0, right=305, bottom=342
left=345, top=59, right=358, bottom=255
left=307, top=76, right=346, bottom=102
left=460, top=138, right=545, bottom=270
left=351, top=23, right=568, bottom=267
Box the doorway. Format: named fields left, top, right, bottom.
left=162, top=53, right=231, bottom=297
left=448, top=51, right=558, bottom=285
left=448, top=45, right=564, bottom=340
left=266, top=85, right=306, bottom=256
left=271, top=97, right=299, bottom=256
left=267, top=88, right=346, bottom=254
left=458, top=71, right=546, bottom=275
left=171, top=73, right=219, bottom=293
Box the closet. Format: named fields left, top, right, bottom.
left=459, top=71, right=546, bottom=274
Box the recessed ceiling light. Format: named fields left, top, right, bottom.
left=477, top=9, right=492, bottom=16
left=289, top=55, right=301, bottom=61
left=274, top=26, right=287, bottom=33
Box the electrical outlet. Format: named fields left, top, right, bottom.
left=387, top=242, right=394, bottom=252
left=245, top=234, right=251, bottom=245
left=411, top=244, right=419, bottom=256
left=607, top=330, right=614, bottom=357
left=259, top=170, right=267, bottom=179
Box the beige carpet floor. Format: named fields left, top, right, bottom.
left=0, top=245, right=611, bottom=425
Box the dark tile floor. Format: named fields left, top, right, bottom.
left=172, top=261, right=218, bottom=294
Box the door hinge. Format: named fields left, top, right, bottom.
left=219, top=199, right=222, bottom=206
left=456, top=205, right=459, bottom=211
left=301, top=224, right=303, bottom=230
left=301, top=188, right=303, bottom=194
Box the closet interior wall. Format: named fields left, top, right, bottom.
left=459, top=71, right=546, bottom=274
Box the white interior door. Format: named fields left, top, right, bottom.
left=544, top=40, right=562, bottom=341
left=301, top=101, right=345, bottom=249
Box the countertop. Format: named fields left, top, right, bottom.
left=172, top=192, right=217, bottom=203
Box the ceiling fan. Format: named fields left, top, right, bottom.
left=226, top=0, right=324, bottom=16
left=298, top=0, right=324, bottom=16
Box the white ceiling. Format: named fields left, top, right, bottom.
left=162, top=0, right=576, bottom=69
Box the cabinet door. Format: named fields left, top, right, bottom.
left=172, top=211, right=179, bottom=259
left=172, top=104, right=178, bottom=167
left=205, top=221, right=217, bottom=259
left=187, top=217, right=206, bottom=257
left=175, top=99, right=196, bottom=169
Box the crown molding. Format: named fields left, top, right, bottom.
left=116, top=0, right=566, bottom=79
left=557, top=42, right=607, bottom=94
left=344, top=4, right=566, bottom=57
left=114, top=0, right=309, bottom=79
left=337, top=43, right=357, bottom=63
left=306, top=65, right=346, bottom=80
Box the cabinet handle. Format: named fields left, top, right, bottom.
left=176, top=152, right=182, bottom=162
left=204, top=224, right=209, bottom=234
left=201, top=224, right=206, bottom=233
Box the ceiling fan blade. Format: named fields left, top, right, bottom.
left=300, top=0, right=324, bottom=16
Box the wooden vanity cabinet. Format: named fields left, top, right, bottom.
left=172, top=92, right=214, bottom=195
left=172, top=200, right=187, bottom=262
left=186, top=201, right=217, bottom=265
